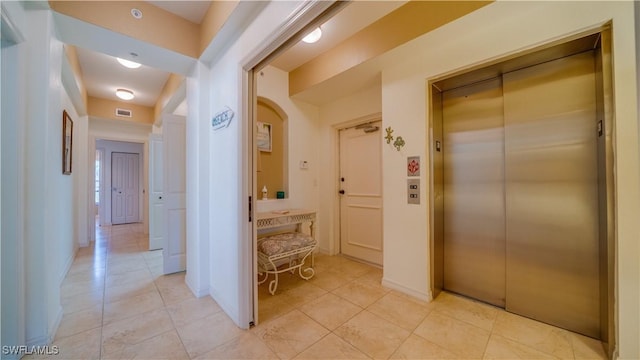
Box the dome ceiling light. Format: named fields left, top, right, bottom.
left=116, top=89, right=134, bottom=101
left=302, top=27, right=322, bottom=44
left=116, top=57, right=141, bottom=69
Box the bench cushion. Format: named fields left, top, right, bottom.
left=258, top=232, right=316, bottom=256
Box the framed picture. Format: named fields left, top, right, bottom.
left=256, top=121, right=272, bottom=152
left=62, top=110, right=73, bottom=175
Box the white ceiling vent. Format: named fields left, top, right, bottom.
left=115, top=108, right=132, bottom=118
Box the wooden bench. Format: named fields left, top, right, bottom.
left=256, top=209, right=317, bottom=295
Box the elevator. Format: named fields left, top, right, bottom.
left=430, top=31, right=614, bottom=345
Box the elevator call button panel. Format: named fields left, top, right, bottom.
left=407, top=179, right=420, bottom=205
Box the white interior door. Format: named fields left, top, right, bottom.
left=149, top=134, right=164, bottom=250
left=112, top=152, right=139, bottom=225
left=163, top=115, right=186, bottom=274
left=339, top=121, right=383, bottom=265
left=112, top=152, right=126, bottom=224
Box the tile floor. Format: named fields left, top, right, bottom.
left=26, top=222, right=607, bottom=360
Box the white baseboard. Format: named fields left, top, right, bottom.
left=26, top=306, right=63, bottom=347
left=382, top=277, right=432, bottom=302
left=59, top=250, right=76, bottom=286
left=185, top=277, right=209, bottom=298
left=47, top=305, right=63, bottom=343
left=317, top=247, right=339, bottom=256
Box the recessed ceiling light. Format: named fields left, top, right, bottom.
left=302, top=27, right=322, bottom=44
left=131, top=8, right=143, bottom=19
left=117, top=57, right=141, bottom=69
left=116, top=89, right=134, bottom=101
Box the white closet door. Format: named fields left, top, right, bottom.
left=149, top=134, right=164, bottom=250
left=163, top=115, right=186, bottom=274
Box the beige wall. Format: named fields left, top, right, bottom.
left=257, top=101, right=285, bottom=199
left=88, top=96, right=153, bottom=124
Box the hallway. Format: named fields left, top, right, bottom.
left=26, top=223, right=607, bottom=359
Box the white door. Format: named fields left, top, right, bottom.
left=339, top=121, right=383, bottom=265
left=163, top=115, right=186, bottom=274
left=149, top=134, right=164, bottom=250
left=112, top=152, right=140, bottom=225
left=112, top=152, right=126, bottom=224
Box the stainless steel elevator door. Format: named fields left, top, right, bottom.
left=503, top=51, right=600, bottom=338
left=442, top=78, right=506, bottom=307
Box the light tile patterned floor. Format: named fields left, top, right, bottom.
left=25, top=223, right=607, bottom=359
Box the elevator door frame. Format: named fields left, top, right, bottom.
left=428, top=28, right=615, bottom=354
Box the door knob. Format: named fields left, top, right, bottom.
left=339, top=190, right=345, bottom=194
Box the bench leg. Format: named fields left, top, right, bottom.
left=257, top=270, right=269, bottom=285
left=262, top=257, right=280, bottom=295
left=298, top=251, right=315, bottom=280
left=268, top=275, right=279, bottom=295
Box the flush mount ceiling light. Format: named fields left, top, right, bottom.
left=116, top=57, right=141, bottom=69
left=302, top=27, right=322, bottom=44
left=116, top=89, right=134, bottom=101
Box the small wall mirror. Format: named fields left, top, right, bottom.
left=257, top=97, right=288, bottom=199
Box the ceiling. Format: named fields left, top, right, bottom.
left=77, top=47, right=172, bottom=107
left=74, top=1, right=406, bottom=110
left=146, top=1, right=210, bottom=24
left=270, top=1, right=405, bottom=72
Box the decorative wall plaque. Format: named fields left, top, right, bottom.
left=212, top=106, right=234, bottom=130
left=407, top=156, right=420, bottom=177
